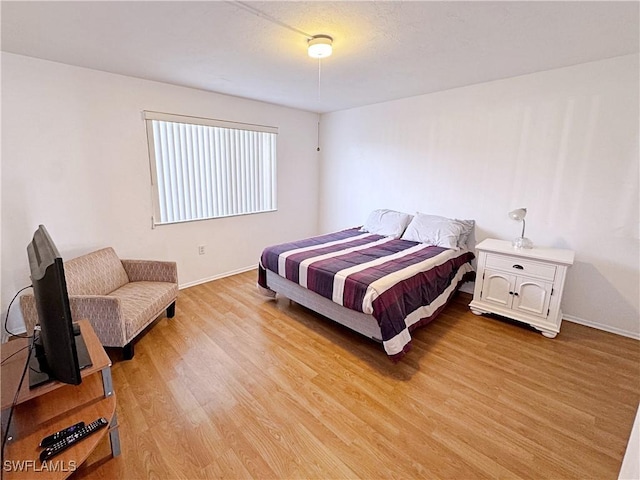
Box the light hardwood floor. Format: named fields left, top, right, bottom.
left=77, top=270, right=639, bottom=479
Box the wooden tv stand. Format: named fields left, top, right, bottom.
left=1, top=320, right=120, bottom=479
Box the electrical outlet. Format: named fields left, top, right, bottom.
left=198, top=245, right=206, bottom=255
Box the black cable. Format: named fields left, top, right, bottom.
left=1, top=335, right=35, bottom=467
left=0, top=344, right=31, bottom=366
left=3, top=285, right=33, bottom=339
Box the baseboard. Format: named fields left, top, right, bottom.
left=178, top=265, right=257, bottom=290
left=563, top=314, right=640, bottom=340
left=459, top=281, right=638, bottom=340
left=1, top=267, right=258, bottom=344
left=9, top=273, right=634, bottom=343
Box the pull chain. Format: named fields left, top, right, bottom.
left=317, top=59, right=322, bottom=152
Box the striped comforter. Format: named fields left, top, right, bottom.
left=258, top=228, right=475, bottom=359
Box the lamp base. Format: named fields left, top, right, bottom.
left=513, top=237, right=533, bottom=249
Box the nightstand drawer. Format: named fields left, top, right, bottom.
left=485, top=254, right=556, bottom=281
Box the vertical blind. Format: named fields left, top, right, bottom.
left=144, top=111, right=277, bottom=225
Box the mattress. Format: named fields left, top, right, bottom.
left=259, top=228, right=475, bottom=360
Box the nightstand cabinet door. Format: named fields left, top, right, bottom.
left=469, top=239, right=575, bottom=338
left=480, top=270, right=516, bottom=307
left=512, top=278, right=553, bottom=318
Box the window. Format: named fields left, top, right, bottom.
left=144, top=111, right=277, bottom=225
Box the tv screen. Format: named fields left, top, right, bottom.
left=27, top=225, right=91, bottom=388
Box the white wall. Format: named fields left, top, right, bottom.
left=3, top=53, right=638, bottom=339
left=1, top=53, right=320, bottom=335
left=319, top=54, right=639, bottom=338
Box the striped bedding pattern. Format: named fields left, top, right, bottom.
left=259, top=228, right=475, bottom=360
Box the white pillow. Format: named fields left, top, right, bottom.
left=455, top=219, right=475, bottom=249
left=360, top=209, right=413, bottom=239
left=401, top=213, right=466, bottom=249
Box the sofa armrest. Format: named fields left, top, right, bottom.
left=19, top=293, right=127, bottom=348
left=121, top=259, right=178, bottom=284
left=68, top=296, right=128, bottom=347
left=19, top=293, right=38, bottom=336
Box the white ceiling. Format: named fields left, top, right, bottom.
left=2, top=1, right=638, bottom=113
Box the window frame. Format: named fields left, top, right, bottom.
left=144, top=111, right=278, bottom=226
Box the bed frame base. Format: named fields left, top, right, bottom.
left=265, top=270, right=383, bottom=342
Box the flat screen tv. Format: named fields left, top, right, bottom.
left=27, top=225, right=92, bottom=388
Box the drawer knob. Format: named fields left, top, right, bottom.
left=512, top=264, right=524, bottom=270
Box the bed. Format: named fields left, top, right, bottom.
left=257, top=210, right=476, bottom=361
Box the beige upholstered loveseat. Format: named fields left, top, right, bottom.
left=20, top=247, right=178, bottom=359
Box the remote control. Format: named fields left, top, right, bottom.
left=40, top=421, right=85, bottom=447
left=39, top=418, right=108, bottom=462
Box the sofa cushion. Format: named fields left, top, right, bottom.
left=109, top=281, right=179, bottom=340
left=65, top=247, right=129, bottom=296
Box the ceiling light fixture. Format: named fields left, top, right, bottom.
left=308, top=35, right=333, bottom=58
left=307, top=34, right=333, bottom=150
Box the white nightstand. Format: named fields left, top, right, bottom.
left=469, top=238, right=575, bottom=338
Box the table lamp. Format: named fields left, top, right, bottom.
left=509, top=208, right=533, bottom=249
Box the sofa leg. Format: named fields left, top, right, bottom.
left=122, top=342, right=134, bottom=360
left=167, top=301, right=176, bottom=318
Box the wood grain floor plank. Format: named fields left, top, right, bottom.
left=74, top=270, right=639, bottom=479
